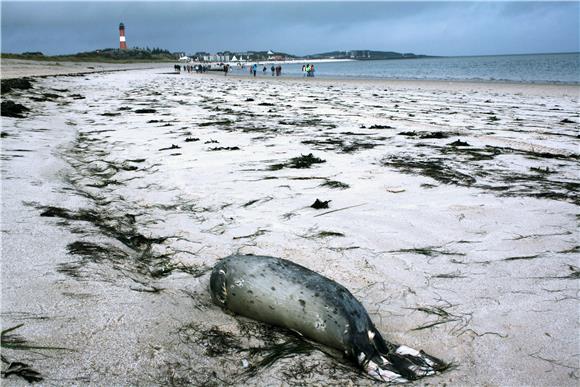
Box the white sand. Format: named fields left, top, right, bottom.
left=2, top=64, right=579, bottom=386
left=1, top=58, right=168, bottom=79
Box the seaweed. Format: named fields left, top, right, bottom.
left=1, top=101, right=30, bottom=118
left=503, top=254, right=541, bottom=261
left=159, top=144, right=181, bottom=151
left=1, top=78, right=34, bottom=94
left=1, top=357, right=43, bottom=383
left=399, top=131, right=453, bottom=139
left=311, top=199, right=331, bottom=209
left=233, top=229, right=269, bottom=240
left=38, top=204, right=183, bottom=279
left=243, top=199, right=260, bottom=207
left=208, top=146, right=240, bottom=151
left=320, top=180, right=350, bottom=190
left=382, top=155, right=476, bottom=186
left=368, top=124, right=394, bottom=129
left=270, top=153, right=326, bottom=170
left=1, top=324, right=70, bottom=383
left=409, top=304, right=471, bottom=334
left=447, top=139, right=470, bottom=147
left=199, top=120, right=232, bottom=127
left=315, top=231, right=345, bottom=238
left=389, top=246, right=465, bottom=257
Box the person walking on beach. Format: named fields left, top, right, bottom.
left=263, top=65, right=267, bottom=75
left=271, top=65, right=275, bottom=76
left=224, top=64, right=229, bottom=76
left=252, top=63, right=258, bottom=77
left=276, top=65, right=282, bottom=76
left=302, top=64, right=306, bottom=77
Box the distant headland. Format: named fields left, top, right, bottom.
left=1, top=48, right=431, bottom=63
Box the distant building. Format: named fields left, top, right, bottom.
left=349, top=50, right=371, bottom=59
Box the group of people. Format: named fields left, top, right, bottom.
left=174, top=62, right=318, bottom=78
left=269, top=65, right=283, bottom=76
left=174, top=64, right=208, bottom=73
left=302, top=64, right=316, bottom=77
left=248, top=64, right=283, bottom=77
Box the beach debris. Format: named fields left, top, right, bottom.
left=447, top=139, right=470, bottom=147
left=185, top=137, right=200, bottom=142
left=205, top=139, right=219, bottom=144
left=270, top=153, right=326, bottom=170
left=208, top=146, right=240, bottom=151
left=101, top=112, right=121, bottom=116
left=70, top=94, right=85, bottom=100
left=258, top=102, right=275, bottom=106
left=245, top=98, right=255, bottom=102
left=158, top=144, right=180, bottom=151
left=385, top=187, right=406, bottom=193
left=310, top=199, right=331, bottom=209
left=134, top=108, right=157, bottom=113
left=1, top=101, right=30, bottom=118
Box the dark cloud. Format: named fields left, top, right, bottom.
left=1, top=1, right=578, bottom=56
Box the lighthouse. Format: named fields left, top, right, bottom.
left=119, top=23, right=127, bottom=49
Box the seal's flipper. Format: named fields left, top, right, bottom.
left=365, top=330, right=448, bottom=383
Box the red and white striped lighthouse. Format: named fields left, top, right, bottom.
left=119, top=23, right=127, bottom=49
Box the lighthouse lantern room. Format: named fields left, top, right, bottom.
left=119, top=23, right=127, bottom=49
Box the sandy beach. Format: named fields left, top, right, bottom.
left=1, top=60, right=579, bottom=386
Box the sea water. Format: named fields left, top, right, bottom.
left=266, top=52, right=579, bottom=84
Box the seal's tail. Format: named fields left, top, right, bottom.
left=364, top=334, right=449, bottom=383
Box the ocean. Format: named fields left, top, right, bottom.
left=257, top=52, right=580, bottom=84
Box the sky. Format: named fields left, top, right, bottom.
left=1, top=1, right=579, bottom=57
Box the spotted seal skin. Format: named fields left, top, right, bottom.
left=210, top=254, right=448, bottom=383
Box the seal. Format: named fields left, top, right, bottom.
left=210, top=254, right=448, bottom=383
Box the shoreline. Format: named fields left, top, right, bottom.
left=198, top=71, right=580, bottom=97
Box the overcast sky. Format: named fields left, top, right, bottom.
left=2, top=1, right=579, bottom=56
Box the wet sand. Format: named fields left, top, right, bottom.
left=2, top=63, right=579, bottom=385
